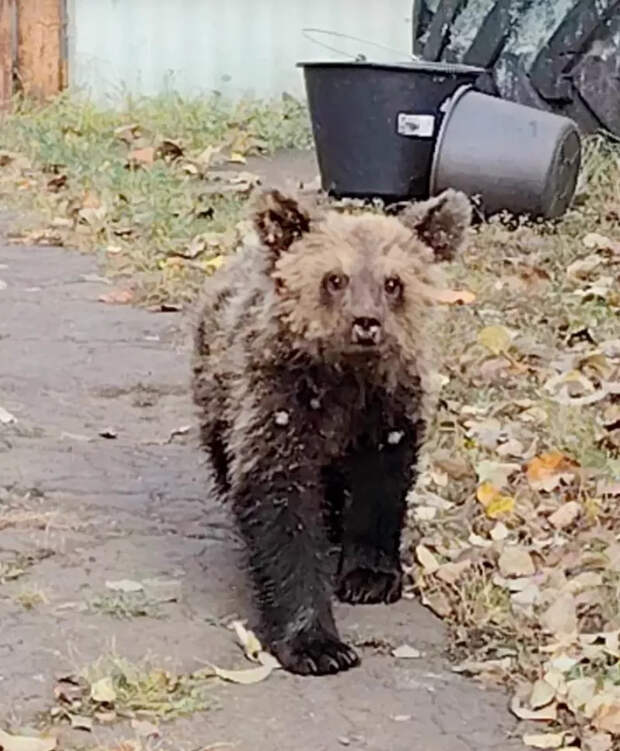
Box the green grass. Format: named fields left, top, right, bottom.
left=0, top=91, right=313, bottom=304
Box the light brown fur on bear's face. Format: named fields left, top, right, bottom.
left=273, top=213, right=439, bottom=360
left=251, top=188, right=472, bottom=365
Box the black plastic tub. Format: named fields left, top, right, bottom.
left=298, top=60, right=485, bottom=202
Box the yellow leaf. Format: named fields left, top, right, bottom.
left=486, top=494, right=515, bottom=519
left=477, top=325, right=512, bottom=355
left=90, top=676, right=116, bottom=703
left=213, top=652, right=279, bottom=684
left=476, top=482, right=498, bottom=507
left=205, top=254, right=225, bottom=271
left=476, top=483, right=514, bottom=518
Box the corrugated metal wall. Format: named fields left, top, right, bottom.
left=66, top=0, right=414, bottom=102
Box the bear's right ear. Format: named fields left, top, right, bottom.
left=253, top=189, right=311, bottom=258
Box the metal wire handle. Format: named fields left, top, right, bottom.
left=302, top=28, right=419, bottom=61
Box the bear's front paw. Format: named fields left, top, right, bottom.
left=337, top=567, right=402, bottom=605
left=273, top=629, right=360, bottom=676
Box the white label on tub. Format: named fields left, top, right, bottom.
left=397, top=113, right=435, bottom=138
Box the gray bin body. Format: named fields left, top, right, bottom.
left=430, top=87, right=582, bottom=218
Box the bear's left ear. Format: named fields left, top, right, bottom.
left=253, top=189, right=311, bottom=258
left=400, top=189, right=472, bottom=262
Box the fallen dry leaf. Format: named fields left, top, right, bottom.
left=69, top=715, right=93, bottom=731
left=490, top=522, right=509, bottom=541
left=581, top=731, right=613, bottom=751
left=476, top=460, right=520, bottom=488
left=422, top=286, right=476, bottom=305
left=583, top=232, right=620, bottom=255
left=510, top=695, right=557, bottom=721
left=526, top=451, right=578, bottom=492
left=567, top=254, right=601, bottom=279
left=0, top=730, right=56, bottom=751
left=113, top=123, right=142, bottom=143
left=392, top=644, right=422, bottom=659
left=436, top=560, right=471, bottom=584
left=529, top=678, right=556, bottom=709
left=421, top=590, right=452, bottom=617
left=566, top=677, right=597, bottom=712
left=0, top=406, right=17, bottom=424
left=416, top=544, right=440, bottom=574
left=522, top=732, right=565, bottom=749
left=476, top=483, right=515, bottom=518
left=232, top=620, right=262, bottom=662
left=498, top=546, right=535, bottom=577
left=130, top=719, right=160, bottom=739
left=127, top=146, right=155, bottom=167
left=98, top=288, right=134, bottom=305
left=476, top=482, right=498, bottom=506
left=90, top=676, right=116, bottom=703
left=548, top=501, right=580, bottom=529
left=213, top=651, right=280, bottom=685
left=478, top=325, right=512, bottom=355
left=593, top=701, right=620, bottom=734
left=541, top=593, right=577, bottom=636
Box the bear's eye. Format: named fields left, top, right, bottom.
left=384, top=276, right=403, bottom=297
left=325, top=273, right=349, bottom=293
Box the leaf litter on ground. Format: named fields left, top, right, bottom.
left=408, top=135, right=620, bottom=746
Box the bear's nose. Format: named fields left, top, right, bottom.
left=351, top=317, right=382, bottom=346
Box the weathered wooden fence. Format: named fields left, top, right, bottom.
left=0, top=0, right=66, bottom=107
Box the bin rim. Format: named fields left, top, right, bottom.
left=297, top=60, right=487, bottom=75
left=429, top=84, right=475, bottom=196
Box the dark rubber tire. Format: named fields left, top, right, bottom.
left=412, top=0, right=620, bottom=136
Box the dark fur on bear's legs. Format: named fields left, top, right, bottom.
left=320, top=465, right=348, bottom=546
left=231, top=414, right=360, bottom=675
left=337, top=403, right=421, bottom=605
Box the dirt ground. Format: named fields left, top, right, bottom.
left=0, top=154, right=521, bottom=751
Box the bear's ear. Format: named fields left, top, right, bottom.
left=400, top=189, right=472, bottom=261
left=253, top=189, right=311, bottom=257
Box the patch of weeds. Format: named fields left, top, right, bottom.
left=14, top=586, right=48, bottom=610
left=88, top=592, right=163, bottom=620
left=0, top=91, right=312, bottom=305
left=0, top=550, right=53, bottom=584
left=0, top=558, right=28, bottom=583
left=50, top=655, right=217, bottom=725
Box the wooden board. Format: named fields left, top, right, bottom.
left=17, top=0, right=63, bottom=98
left=0, top=0, right=14, bottom=107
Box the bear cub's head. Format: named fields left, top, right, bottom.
left=253, top=189, right=472, bottom=360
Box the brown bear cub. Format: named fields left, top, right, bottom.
left=192, top=188, right=471, bottom=676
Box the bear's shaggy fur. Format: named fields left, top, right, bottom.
left=192, top=188, right=471, bottom=675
